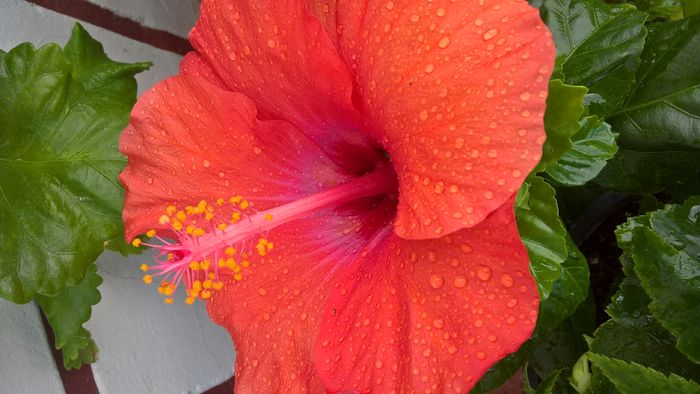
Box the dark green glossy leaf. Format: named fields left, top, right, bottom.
left=588, top=353, right=700, bottom=393
left=540, top=0, right=648, bottom=116
left=594, top=150, right=700, bottom=199
left=628, top=199, right=700, bottom=363
left=545, top=116, right=618, bottom=185
left=588, top=258, right=700, bottom=381
left=0, top=24, right=149, bottom=302
left=516, top=176, right=569, bottom=298
left=538, top=80, right=587, bottom=172
left=685, top=0, right=700, bottom=16
left=35, top=263, right=102, bottom=369
left=530, top=290, right=595, bottom=387
left=599, top=16, right=700, bottom=199
left=633, top=0, right=684, bottom=20
left=525, top=366, right=563, bottom=394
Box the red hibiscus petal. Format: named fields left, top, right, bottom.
left=208, top=198, right=397, bottom=392
left=316, top=200, right=538, bottom=393
left=188, top=0, right=384, bottom=173
left=120, top=74, right=347, bottom=240
left=310, top=0, right=555, bottom=239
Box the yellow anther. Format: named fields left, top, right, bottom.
left=164, top=287, right=174, bottom=296
left=234, top=273, right=243, bottom=281
left=242, top=260, right=250, bottom=267
left=240, top=200, right=249, bottom=209
left=225, top=247, right=236, bottom=256
left=192, top=281, right=202, bottom=291
left=267, top=242, right=274, bottom=251
left=231, top=264, right=241, bottom=273
left=205, top=212, right=214, bottom=221
left=131, top=238, right=142, bottom=247
left=265, top=213, right=273, bottom=221
left=216, top=198, right=225, bottom=206
left=231, top=212, right=241, bottom=222
left=164, top=297, right=174, bottom=304
left=185, top=205, right=195, bottom=215
left=229, top=195, right=242, bottom=204
left=213, top=281, right=224, bottom=290
left=193, top=227, right=206, bottom=237
left=166, top=205, right=177, bottom=215
left=201, top=290, right=212, bottom=300
left=200, top=260, right=211, bottom=270
left=172, top=220, right=183, bottom=231
left=146, top=229, right=157, bottom=238
left=217, top=223, right=228, bottom=231
left=185, top=297, right=196, bottom=305
left=203, top=280, right=213, bottom=289
left=186, top=225, right=195, bottom=234
left=208, top=272, right=216, bottom=280
left=143, top=274, right=153, bottom=284
left=167, top=253, right=174, bottom=261
left=189, top=261, right=200, bottom=271
left=225, top=257, right=236, bottom=268
left=176, top=210, right=187, bottom=221
left=159, top=215, right=170, bottom=224
left=188, top=288, right=200, bottom=297
left=140, top=264, right=149, bottom=272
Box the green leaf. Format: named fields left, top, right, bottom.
left=516, top=176, right=569, bottom=298
left=525, top=366, right=563, bottom=394
left=684, top=0, right=700, bottom=16
left=472, top=236, right=589, bottom=393
left=594, top=150, right=700, bottom=199
left=35, top=263, right=102, bottom=369
left=0, top=24, right=149, bottom=302
left=538, top=80, right=588, bottom=172
left=588, top=353, right=700, bottom=393
left=634, top=0, right=684, bottom=20
left=627, top=199, right=700, bottom=363
left=540, top=0, right=648, bottom=116
left=531, top=290, right=596, bottom=383
left=588, top=258, right=700, bottom=381
left=545, top=116, right=618, bottom=186
left=599, top=15, right=700, bottom=198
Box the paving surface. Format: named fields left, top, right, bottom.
left=0, top=1, right=236, bottom=393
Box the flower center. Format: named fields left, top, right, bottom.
left=132, top=165, right=397, bottom=304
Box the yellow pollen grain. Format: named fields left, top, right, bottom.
left=216, top=198, right=225, bottom=206
left=189, top=261, right=200, bottom=270
left=185, top=297, right=196, bottom=305
left=197, top=200, right=207, bottom=213
left=203, top=280, right=213, bottom=289
left=192, top=281, right=202, bottom=291
left=225, top=247, right=236, bottom=256
left=201, top=260, right=211, bottom=270
left=172, top=220, right=183, bottom=231
left=234, top=273, right=243, bottom=281
left=242, top=260, right=250, bottom=267
left=143, top=274, right=153, bottom=284
left=140, top=264, right=149, bottom=272
left=229, top=195, right=242, bottom=204
left=217, top=223, right=228, bottom=231
left=231, top=212, right=241, bottom=222
left=240, top=200, right=249, bottom=209
left=166, top=205, right=177, bottom=215
left=164, top=298, right=174, bottom=304
left=193, top=228, right=206, bottom=237
left=201, top=290, right=212, bottom=300
left=265, top=213, right=273, bottom=221
left=186, top=225, right=195, bottom=234
left=159, top=215, right=170, bottom=224
left=131, top=238, right=142, bottom=247
left=146, top=229, right=156, bottom=238
left=205, top=212, right=213, bottom=221
left=213, top=281, right=224, bottom=291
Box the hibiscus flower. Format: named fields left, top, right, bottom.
left=120, top=0, right=554, bottom=392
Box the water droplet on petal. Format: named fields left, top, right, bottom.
left=453, top=276, right=467, bottom=288
left=483, top=28, right=499, bottom=41
left=499, top=274, right=514, bottom=288
left=438, top=36, right=451, bottom=48
left=433, top=318, right=445, bottom=329
left=477, top=266, right=492, bottom=281
left=430, top=274, right=444, bottom=289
